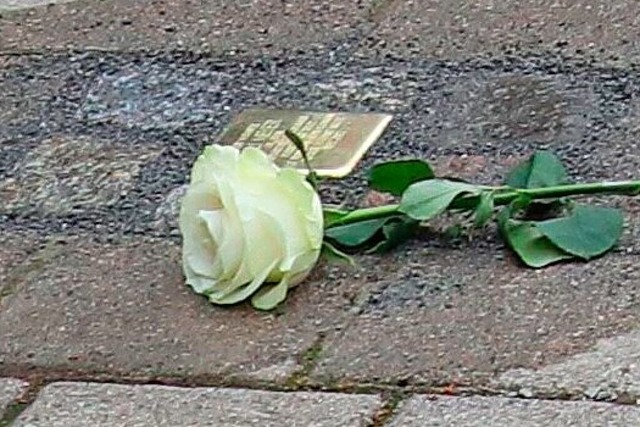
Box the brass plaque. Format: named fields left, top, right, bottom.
left=218, top=108, right=393, bottom=177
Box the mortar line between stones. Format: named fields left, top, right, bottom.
left=370, top=391, right=407, bottom=427
left=284, top=332, right=327, bottom=389
left=1, top=369, right=639, bottom=408
left=0, top=380, right=44, bottom=427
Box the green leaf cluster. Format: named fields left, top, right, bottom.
left=323, top=150, right=631, bottom=268
left=497, top=152, right=623, bottom=267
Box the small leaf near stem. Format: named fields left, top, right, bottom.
left=368, top=159, right=434, bottom=196
left=536, top=204, right=623, bottom=260
left=325, top=217, right=388, bottom=247
left=324, top=215, right=417, bottom=252
left=323, top=207, right=350, bottom=228
left=367, top=216, right=419, bottom=253
left=400, top=179, right=482, bottom=221
left=473, top=191, right=495, bottom=228
left=498, top=194, right=624, bottom=267
left=321, top=241, right=357, bottom=267
left=505, top=150, right=569, bottom=189
left=501, top=218, right=573, bottom=268
left=498, top=195, right=572, bottom=268
left=285, top=129, right=318, bottom=189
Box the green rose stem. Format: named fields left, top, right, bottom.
left=331, top=180, right=640, bottom=226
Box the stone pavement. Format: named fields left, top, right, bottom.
left=0, top=378, right=27, bottom=419
left=6, top=382, right=640, bottom=427
left=1, top=0, right=640, bottom=425
left=11, top=383, right=382, bottom=427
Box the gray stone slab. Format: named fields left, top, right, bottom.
left=13, top=382, right=381, bottom=427
left=0, top=236, right=358, bottom=383
left=495, top=330, right=640, bottom=401
left=1, top=136, right=159, bottom=215
left=313, top=250, right=640, bottom=386
left=359, top=0, right=640, bottom=63
left=0, top=0, right=375, bottom=53
left=0, top=378, right=27, bottom=416
left=388, top=395, right=640, bottom=427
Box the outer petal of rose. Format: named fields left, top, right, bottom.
left=274, top=168, right=323, bottom=276
left=236, top=166, right=313, bottom=268
left=212, top=259, right=279, bottom=305
left=182, top=257, right=220, bottom=294
left=190, top=145, right=240, bottom=184
left=277, top=168, right=323, bottom=250
left=235, top=150, right=304, bottom=252
left=179, top=182, right=222, bottom=280
left=195, top=155, right=270, bottom=299
left=251, top=276, right=290, bottom=311
left=208, top=250, right=254, bottom=299
left=198, top=209, right=244, bottom=285
left=238, top=147, right=279, bottom=178
left=281, top=249, right=320, bottom=286
left=207, top=173, right=248, bottom=281
left=242, top=166, right=322, bottom=283
left=238, top=206, right=287, bottom=279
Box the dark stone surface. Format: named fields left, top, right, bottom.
left=312, top=247, right=640, bottom=386
left=2, top=52, right=640, bottom=244
left=358, top=0, right=640, bottom=64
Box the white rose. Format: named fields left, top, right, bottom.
left=179, top=144, right=324, bottom=310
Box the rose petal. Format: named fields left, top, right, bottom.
left=183, top=260, right=219, bottom=294
left=239, top=206, right=287, bottom=277
left=211, top=255, right=254, bottom=298
left=212, top=259, right=280, bottom=305
left=235, top=187, right=311, bottom=267
left=179, top=182, right=223, bottom=278
left=236, top=162, right=322, bottom=285
left=277, top=168, right=324, bottom=249
left=198, top=209, right=243, bottom=282
left=238, top=146, right=279, bottom=178
left=280, top=249, right=320, bottom=286
left=250, top=276, right=290, bottom=311
left=190, top=145, right=240, bottom=184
